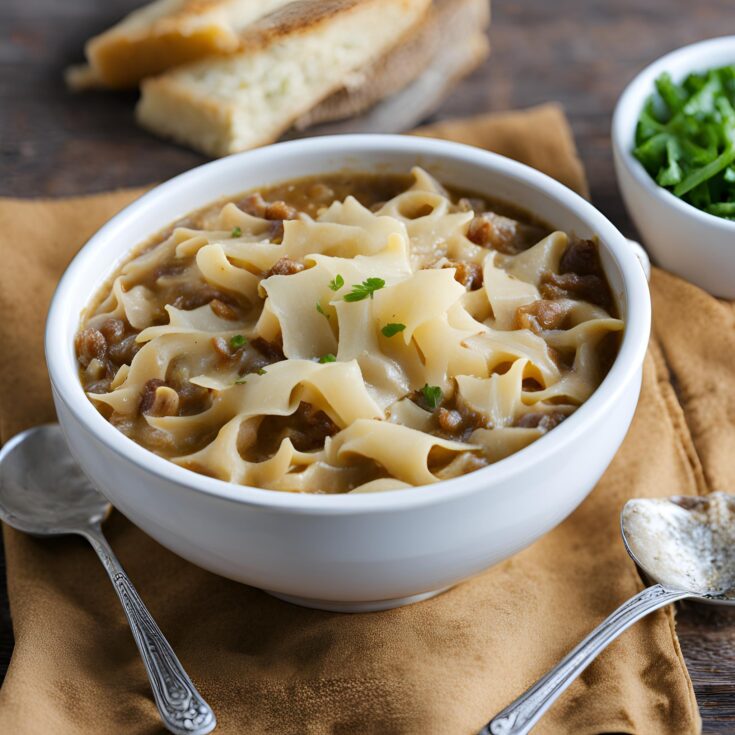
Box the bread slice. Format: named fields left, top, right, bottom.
left=136, top=0, right=431, bottom=156
left=294, top=0, right=490, bottom=130
left=289, top=31, right=489, bottom=138
left=69, top=0, right=296, bottom=89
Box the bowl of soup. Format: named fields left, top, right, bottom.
left=45, top=135, right=650, bottom=611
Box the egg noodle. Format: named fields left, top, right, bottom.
left=77, top=168, right=623, bottom=493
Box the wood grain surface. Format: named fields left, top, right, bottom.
left=2, top=0, right=735, bottom=732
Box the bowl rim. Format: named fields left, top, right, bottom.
left=611, top=34, right=735, bottom=233
left=45, top=133, right=651, bottom=515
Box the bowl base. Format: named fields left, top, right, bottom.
left=265, top=586, right=450, bottom=612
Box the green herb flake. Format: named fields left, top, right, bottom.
left=633, top=63, right=735, bottom=220
left=256, top=368, right=267, bottom=375
left=319, top=353, right=337, bottom=363
left=421, top=384, right=443, bottom=410
left=231, top=226, right=242, bottom=238
left=316, top=301, right=329, bottom=318
left=381, top=322, right=406, bottom=338
left=328, top=274, right=344, bottom=292
left=234, top=377, right=247, bottom=385
left=344, top=277, right=386, bottom=302
left=229, top=334, right=247, bottom=350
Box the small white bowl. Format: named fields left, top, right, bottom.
left=612, top=35, right=735, bottom=299
left=45, top=135, right=650, bottom=612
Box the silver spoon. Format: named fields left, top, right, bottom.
left=481, top=492, right=735, bottom=735
left=0, top=425, right=216, bottom=735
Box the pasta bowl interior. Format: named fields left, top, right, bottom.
left=46, top=135, right=650, bottom=611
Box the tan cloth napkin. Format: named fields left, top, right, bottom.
left=0, top=104, right=705, bottom=734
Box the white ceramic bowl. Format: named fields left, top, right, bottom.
left=612, top=36, right=735, bottom=298
left=45, top=135, right=650, bottom=612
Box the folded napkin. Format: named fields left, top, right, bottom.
left=0, top=104, right=705, bottom=734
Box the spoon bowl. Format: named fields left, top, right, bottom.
left=622, top=493, right=735, bottom=604
left=0, top=425, right=110, bottom=535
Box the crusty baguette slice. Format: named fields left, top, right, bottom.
left=295, top=0, right=490, bottom=129
left=136, top=0, right=431, bottom=156
left=69, top=0, right=296, bottom=89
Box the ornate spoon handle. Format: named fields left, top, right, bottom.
left=84, top=526, right=216, bottom=735
left=480, top=584, right=689, bottom=735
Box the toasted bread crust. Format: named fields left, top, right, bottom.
left=87, top=26, right=237, bottom=88
left=295, top=0, right=490, bottom=129
left=137, top=0, right=431, bottom=156
left=74, top=0, right=426, bottom=89
left=77, top=0, right=296, bottom=88
left=235, top=0, right=388, bottom=51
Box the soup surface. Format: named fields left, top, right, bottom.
left=76, top=168, right=623, bottom=494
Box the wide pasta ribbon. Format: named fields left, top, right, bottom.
left=80, top=166, right=627, bottom=493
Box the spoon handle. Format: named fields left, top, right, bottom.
left=83, top=526, right=216, bottom=735
left=480, top=584, right=689, bottom=735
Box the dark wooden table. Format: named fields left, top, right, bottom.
left=2, top=0, right=735, bottom=731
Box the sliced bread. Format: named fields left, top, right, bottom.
left=136, top=0, right=431, bottom=156
left=294, top=0, right=490, bottom=129
left=69, top=0, right=295, bottom=89
left=289, top=32, right=489, bottom=138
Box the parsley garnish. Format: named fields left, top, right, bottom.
left=421, top=384, right=443, bottom=409
left=234, top=377, right=247, bottom=384
left=316, top=301, right=329, bottom=318
left=344, top=277, right=385, bottom=302
left=319, top=353, right=337, bottom=363
left=229, top=334, right=247, bottom=350
left=381, top=322, right=406, bottom=338
left=328, top=274, right=344, bottom=292
left=231, top=226, right=242, bottom=238
left=256, top=368, right=267, bottom=375
left=633, top=65, right=735, bottom=218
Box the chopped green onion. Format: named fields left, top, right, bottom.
left=654, top=72, right=686, bottom=115
left=633, top=63, right=735, bottom=220
left=673, top=145, right=735, bottom=197
left=656, top=138, right=683, bottom=186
